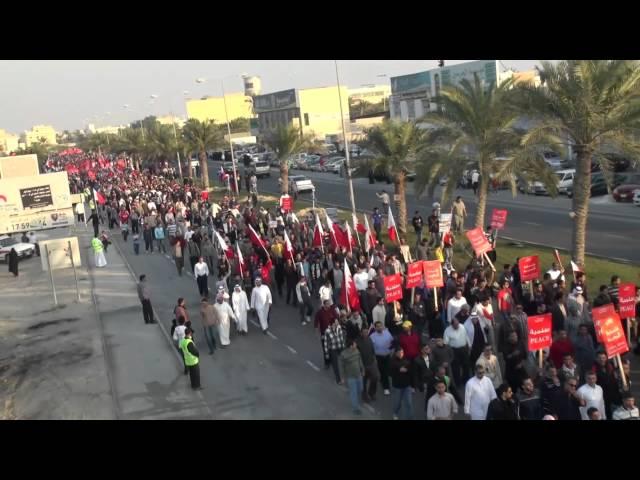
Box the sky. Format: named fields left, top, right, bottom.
left=0, top=60, right=541, bottom=134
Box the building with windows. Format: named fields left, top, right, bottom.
left=24, top=124, right=57, bottom=146
left=348, top=85, right=391, bottom=119
left=389, top=60, right=537, bottom=122
left=254, top=86, right=349, bottom=142
left=185, top=93, right=253, bottom=125
left=0, top=129, right=20, bottom=154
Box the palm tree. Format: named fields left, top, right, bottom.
left=415, top=74, right=557, bottom=230
left=263, top=125, right=314, bottom=195
left=365, top=119, right=425, bottom=236
left=146, top=122, right=177, bottom=170
left=182, top=119, right=223, bottom=189
left=512, top=60, right=640, bottom=267
left=113, top=127, right=146, bottom=171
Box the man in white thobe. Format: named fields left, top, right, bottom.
left=232, top=284, right=250, bottom=335
left=577, top=371, right=606, bottom=420
left=464, top=364, right=497, bottom=420
left=213, top=294, right=237, bottom=346
left=251, top=277, right=273, bottom=333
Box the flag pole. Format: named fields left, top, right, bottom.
left=334, top=60, right=357, bottom=217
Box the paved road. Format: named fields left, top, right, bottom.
left=251, top=167, right=640, bottom=263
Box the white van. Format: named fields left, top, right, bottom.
left=533, top=168, right=575, bottom=195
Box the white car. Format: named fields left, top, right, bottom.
left=0, top=235, right=35, bottom=262
left=289, top=175, right=315, bottom=194
left=633, top=189, right=640, bottom=206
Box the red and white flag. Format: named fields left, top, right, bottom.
left=353, top=212, right=367, bottom=234
left=93, top=188, right=106, bottom=205
left=325, top=214, right=340, bottom=251
left=364, top=215, right=376, bottom=251
left=283, top=230, right=295, bottom=261
left=237, top=243, right=245, bottom=277
left=387, top=205, right=399, bottom=244
left=340, top=261, right=361, bottom=312
left=570, top=260, right=583, bottom=273
left=312, top=214, right=324, bottom=249
left=247, top=224, right=267, bottom=253
left=345, top=222, right=354, bottom=254
left=215, top=231, right=234, bottom=260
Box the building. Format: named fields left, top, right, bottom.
left=156, top=115, right=186, bottom=128
left=254, top=86, right=349, bottom=142
left=389, top=60, right=525, bottom=122
left=24, top=124, right=57, bottom=146
left=95, top=125, right=125, bottom=135
left=0, top=129, right=20, bottom=154
left=185, top=93, right=253, bottom=125
left=348, top=85, right=391, bottom=119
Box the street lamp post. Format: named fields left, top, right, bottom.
left=334, top=60, right=357, bottom=217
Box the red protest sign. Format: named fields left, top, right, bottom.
left=527, top=313, right=552, bottom=352
left=618, top=283, right=636, bottom=318
left=593, top=306, right=629, bottom=358
left=279, top=195, right=293, bottom=212
left=405, top=261, right=424, bottom=289
left=465, top=227, right=492, bottom=256
left=518, top=255, right=540, bottom=282
left=490, top=209, right=508, bottom=229
left=384, top=274, right=403, bottom=302
left=422, top=260, right=444, bottom=288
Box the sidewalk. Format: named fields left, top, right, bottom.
left=0, top=223, right=212, bottom=420
left=82, top=228, right=212, bottom=420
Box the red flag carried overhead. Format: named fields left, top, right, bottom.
left=570, top=260, right=583, bottom=274
left=387, top=205, right=399, bottom=244
left=283, top=230, right=295, bottom=261
left=247, top=224, right=266, bottom=251
left=364, top=215, right=376, bottom=251
left=312, top=214, right=324, bottom=248
left=340, top=261, right=360, bottom=312
left=237, top=243, right=246, bottom=277
left=353, top=212, right=367, bottom=234
left=215, top=231, right=234, bottom=260
left=260, top=258, right=273, bottom=285
left=93, top=188, right=106, bottom=205
left=345, top=222, right=356, bottom=253
left=325, top=214, right=340, bottom=251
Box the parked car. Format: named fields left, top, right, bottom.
left=323, top=157, right=345, bottom=173
left=612, top=172, right=640, bottom=202
left=533, top=169, right=575, bottom=195
left=289, top=175, right=315, bottom=194
left=566, top=171, right=627, bottom=198
left=246, top=160, right=271, bottom=178
left=633, top=189, right=640, bottom=206
left=592, top=154, right=632, bottom=173
left=0, top=235, right=35, bottom=263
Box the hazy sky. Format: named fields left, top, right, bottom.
left=0, top=60, right=540, bottom=133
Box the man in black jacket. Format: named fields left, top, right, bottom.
left=355, top=325, right=380, bottom=402
left=486, top=384, right=519, bottom=420
left=411, top=211, right=424, bottom=247
left=549, top=377, right=585, bottom=420
left=390, top=347, right=414, bottom=420
left=516, top=377, right=543, bottom=420
left=413, top=343, right=435, bottom=393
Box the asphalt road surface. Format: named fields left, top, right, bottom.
left=250, top=166, right=640, bottom=264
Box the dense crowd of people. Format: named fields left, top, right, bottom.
left=46, top=149, right=640, bottom=420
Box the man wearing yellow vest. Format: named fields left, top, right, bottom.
left=179, top=327, right=202, bottom=390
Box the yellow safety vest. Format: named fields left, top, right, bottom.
left=91, top=237, right=104, bottom=253
left=180, top=338, right=199, bottom=366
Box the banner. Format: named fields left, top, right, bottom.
left=618, top=283, right=636, bottom=318
left=518, top=255, right=540, bottom=282
left=490, top=209, right=508, bottom=229
left=465, top=227, right=492, bottom=256
left=383, top=274, right=403, bottom=302
left=593, top=306, right=629, bottom=358
left=438, top=213, right=452, bottom=233
left=527, top=313, right=552, bottom=351
left=405, top=261, right=424, bottom=289
left=423, top=260, right=444, bottom=288
left=279, top=194, right=293, bottom=212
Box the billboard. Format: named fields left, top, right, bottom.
left=440, top=60, right=499, bottom=88
left=0, top=154, right=40, bottom=179
left=390, top=71, right=431, bottom=95
left=39, top=236, right=82, bottom=271
left=254, top=89, right=298, bottom=112
left=0, top=171, right=73, bottom=234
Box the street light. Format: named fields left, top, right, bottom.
left=194, top=75, right=242, bottom=194
left=334, top=60, right=357, bottom=217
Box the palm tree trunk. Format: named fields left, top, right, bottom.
left=571, top=149, right=591, bottom=267
left=280, top=159, right=289, bottom=195
left=475, top=172, right=489, bottom=228
left=199, top=150, right=210, bottom=189
left=394, top=172, right=407, bottom=237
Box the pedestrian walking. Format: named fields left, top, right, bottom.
left=355, top=325, right=380, bottom=402
left=154, top=224, right=167, bottom=254
left=179, top=328, right=202, bottom=390
left=452, top=196, right=467, bottom=233
left=338, top=338, right=366, bottom=415
left=250, top=277, right=273, bottom=333
left=199, top=297, right=218, bottom=355
left=173, top=237, right=185, bottom=276
left=376, top=190, right=390, bottom=211
left=86, top=210, right=100, bottom=237
left=426, top=380, right=458, bottom=420
left=91, top=234, right=107, bottom=268
left=464, top=364, right=497, bottom=420
left=390, top=346, right=414, bottom=420
left=8, top=248, right=19, bottom=277
left=324, top=318, right=346, bottom=384
left=232, top=284, right=250, bottom=335
left=486, top=384, right=519, bottom=420
left=194, top=256, right=210, bottom=297
left=213, top=293, right=237, bottom=347
left=372, top=208, right=382, bottom=240
left=136, top=274, right=155, bottom=324
left=295, top=276, right=313, bottom=325
left=370, top=320, right=394, bottom=395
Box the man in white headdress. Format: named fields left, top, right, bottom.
left=213, top=292, right=236, bottom=347
left=251, top=277, right=273, bottom=334
left=232, top=284, right=250, bottom=335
